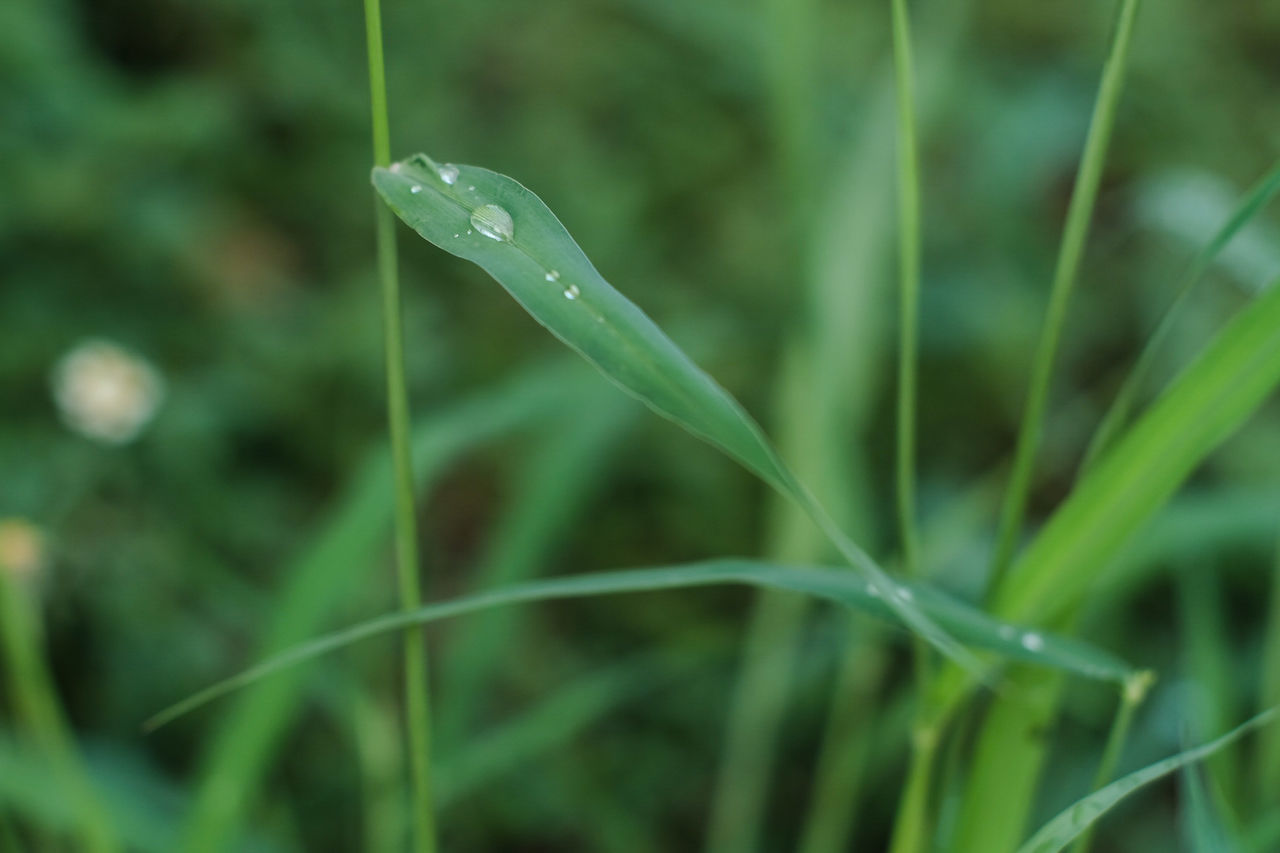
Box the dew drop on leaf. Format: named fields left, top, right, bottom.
left=470, top=204, right=514, bottom=242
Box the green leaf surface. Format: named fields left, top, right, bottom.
left=373, top=153, right=978, bottom=672
left=147, top=559, right=1134, bottom=732
left=1016, top=707, right=1279, bottom=853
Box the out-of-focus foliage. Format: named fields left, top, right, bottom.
left=2, top=0, right=1279, bottom=849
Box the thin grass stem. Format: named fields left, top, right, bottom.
left=1258, top=528, right=1280, bottom=803
left=987, top=0, right=1143, bottom=593
left=0, top=573, right=118, bottom=852
left=1069, top=670, right=1154, bottom=853
left=362, top=0, right=436, bottom=849
left=892, top=0, right=921, bottom=577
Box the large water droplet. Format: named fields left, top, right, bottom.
left=470, top=204, right=514, bottom=242
left=545, top=270, right=560, bottom=282
left=563, top=284, right=581, bottom=300
left=437, top=163, right=459, bottom=185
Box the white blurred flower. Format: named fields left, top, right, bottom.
left=52, top=339, right=164, bottom=444
left=0, top=518, right=46, bottom=578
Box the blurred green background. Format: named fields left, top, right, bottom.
left=2, top=0, right=1279, bottom=849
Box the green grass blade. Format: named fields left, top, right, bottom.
left=1016, top=708, right=1279, bottom=853
left=995, top=273, right=1280, bottom=624
left=146, top=559, right=1135, bottom=731
left=1181, top=761, right=1242, bottom=853
left=891, top=0, right=922, bottom=575
left=1081, top=158, right=1280, bottom=472
left=179, top=362, right=597, bottom=850
left=373, top=155, right=980, bottom=673
left=989, top=0, right=1143, bottom=589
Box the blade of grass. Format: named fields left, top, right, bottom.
left=988, top=0, right=1144, bottom=591
left=0, top=574, right=118, bottom=853
left=374, top=155, right=981, bottom=674
left=179, top=362, right=594, bottom=850
left=1067, top=670, right=1154, bottom=853
left=1177, top=562, right=1244, bottom=818
left=892, top=0, right=921, bottom=577
left=362, top=0, right=435, bottom=848
left=994, top=273, right=1280, bottom=624
left=1016, top=707, right=1280, bottom=853
left=146, top=559, right=1136, bottom=732
left=1181, top=759, right=1243, bottom=853
left=1081, top=158, right=1280, bottom=473
left=939, top=271, right=1280, bottom=850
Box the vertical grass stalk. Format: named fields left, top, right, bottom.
left=0, top=573, right=118, bottom=852
left=988, top=0, right=1143, bottom=591
left=363, top=0, right=437, bottom=849
left=886, top=3, right=937, bottom=850
left=1069, top=670, right=1154, bottom=853
left=892, top=0, right=921, bottom=576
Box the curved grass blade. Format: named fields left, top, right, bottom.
left=1081, top=158, right=1280, bottom=472
left=1016, top=707, right=1279, bottom=853
left=147, top=559, right=1135, bottom=732
left=373, top=155, right=978, bottom=673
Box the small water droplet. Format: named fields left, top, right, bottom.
left=437, top=163, right=460, bottom=185
left=563, top=284, right=581, bottom=300
left=1020, top=632, right=1045, bottom=652
left=390, top=162, right=402, bottom=173
left=895, top=586, right=914, bottom=602
left=453, top=233, right=459, bottom=238
left=545, top=270, right=560, bottom=282
left=467, top=185, right=476, bottom=191
left=410, top=185, right=423, bottom=194
left=470, top=204, right=514, bottom=242
left=466, top=229, right=473, bottom=235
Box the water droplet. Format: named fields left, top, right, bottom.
left=467, top=185, right=476, bottom=191
left=390, top=162, right=402, bottom=173
left=470, top=204, right=514, bottom=242
left=1020, top=632, right=1045, bottom=652
left=895, top=586, right=914, bottom=602
left=563, top=284, right=581, bottom=300
left=410, top=185, right=423, bottom=194
left=545, top=270, right=560, bottom=282
left=437, top=163, right=460, bottom=185
left=453, top=233, right=459, bottom=238
left=466, top=229, right=473, bottom=235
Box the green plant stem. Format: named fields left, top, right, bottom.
left=888, top=725, right=939, bottom=853
left=988, top=0, right=1143, bottom=593
left=1070, top=670, right=1153, bottom=853
left=0, top=574, right=118, bottom=852
left=363, top=0, right=436, bottom=850
left=892, top=0, right=921, bottom=576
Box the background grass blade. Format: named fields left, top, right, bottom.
left=178, top=362, right=599, bottom=850
left=1016, top=707, right=1279, bottom=853
left=438, top=399, right=634, bottom=743
left=995, top=273, right=1280, bottom=624
left=148, top=559, right=1136, bottom=731
left=1081, top=158, right=1280, bottom=471
left=943, top=273, right=1280, bottom=852
left=988, top=0, right=1144, bottom=588
left=1260, top=530, right=1280, bottom=803
left=374, top=154, right=980, bottom=673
